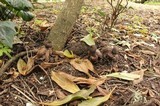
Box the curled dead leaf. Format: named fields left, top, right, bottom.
left=58, top=72, right=106, bottom=86
left=70, top=58, right=97, bottom=77
left=40, top=61, right=63, bottom=69
left=132, top=69, right=146, bottom=85
left=17, top=58, right=34, bottom=76
left=35, top=46, right=47, bottom=58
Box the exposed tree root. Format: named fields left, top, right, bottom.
left=0, top=50, right=37, bottom=77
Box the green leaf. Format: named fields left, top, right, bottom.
left=81, top=34, right=95, bottom=46
left=40, top=85, right=96, bottom=106
left=104, top=72, right=141, bottom=81
left=18, top=11, right=34, bottom=21
left=0, top=45, right=12, bottom=58
left=3, top=0, right=33, bottom=11
left=78, top=87, right=115, bottom=106
left=63, top=49, right=74, bottom=58
left=0, top=21, right=17, bottom=48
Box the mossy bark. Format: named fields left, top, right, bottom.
left=48, top=0, right=84, bottom=50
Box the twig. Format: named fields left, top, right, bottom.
left=39, top=65, right=54, bottom=89
left=10, top=92, right=30, bottom=103
left=11, top=84, right=36, bottom=104
left=20, top=77, right=39, bottom=101
left=0, top=50, right=37, bottom=77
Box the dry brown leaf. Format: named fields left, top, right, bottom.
left=12, top=71, right=20, bottom=79
left=27, top=57, right=34, bottom=71
left=139, top=59, right=145, bottom=68
left=17, top=57, right=34, bottom=75
left=153, top=67, right=160, bottom=75
left=40, top=61, right=63, bottom=69
left=97, top=86, right=109, bottom=96
left=38, top=88, right=55, bottom=97
left=132, top=69, right=146, bottom=85
left=148, top=89, right=155, bottom=97
left=70, top=58, right=96, bottom=77
left=58, top=72, right=105, bottom=86
left=55, top=89, right=66, bottom=99
left=140, top=50, right=155, bottom=55
left=51, top=71, right=80, bottom=93
left=45, top=50, right=50, bottom=62
left=35, top=46, right=47, bottom=58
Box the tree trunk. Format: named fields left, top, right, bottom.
left=48, top=0, right=84, bottom=50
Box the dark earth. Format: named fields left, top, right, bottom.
left=0, top=1, right=160, bottom=106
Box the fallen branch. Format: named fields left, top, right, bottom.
left=0, top=50, right=37, bottom=77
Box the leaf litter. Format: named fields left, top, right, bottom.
left=1, top=1, right=160, bottom=106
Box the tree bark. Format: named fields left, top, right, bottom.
left=48, top=0, right=84, bottom=50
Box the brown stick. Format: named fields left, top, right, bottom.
left=0, top=50, right=37, bottom=77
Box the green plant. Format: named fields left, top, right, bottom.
left=0, top=42, right=12, bottom=58
left=0, top=0, right=34, bottom=57
left=0, top=0, right=34, bottom=21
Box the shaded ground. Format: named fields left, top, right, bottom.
left=0, top=1, right=160, bottom=106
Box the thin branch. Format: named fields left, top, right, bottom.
left=11, top=84, right=36, bottom=103
left=0, top=50, right=37, bottom=77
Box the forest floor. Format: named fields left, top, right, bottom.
left=0, top=1, right=160, bottom=106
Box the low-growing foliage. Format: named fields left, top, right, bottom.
left=0, top=0, right=34, bottom=57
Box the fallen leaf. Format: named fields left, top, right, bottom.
left=17, top=58, right=34, bottom=75
left=40, top=85, right=96, bottom=106
left=97, top=86, right=109, bottom=96
left=140, top=50, right=155, bottom=55
left=103, top=72, right=141, bottom=81
left=38, top=88, right=55, bottom=97
left=116, top=40, right=130, bottom=48
left=27, top=57, right=34, bottom=71
left=148, top=89, right=155, bottom=97
left=63, top=49, right=74, bottom=58
left=17, top=58, right=27, bottom=75
left=40, top=61, right=63, bottom=69
left=34, top=20, right=50, bottom=31
left=80, top=34, right=95, bottom=46
left=70, top=58, right=96, bottom=77
left=35, top=46, right=47, bottom=58
left=58, top=72, right=105, bottom=86
left=139, top=59, right=145, bottom=68
left=45, top=50, right=50, bottom=62
left=26, top=102, right=36, bottom=106
left=55, top=89, right=66, bottom=99
left=153, top=67, right=160, bottom=75
left=132, top=69, right=146, bottom=85
left=78, top=86, right=116, bottom=106
left=51, top=71, right=80, bottom=93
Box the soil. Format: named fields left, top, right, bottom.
left=0, top=1, right=160, bottom=106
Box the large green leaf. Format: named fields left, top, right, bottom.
left=18, top=11, right=34, bottom=21
left=0, top=21, right=17, bottom=48
left=3, top=0, right=33, bottom=11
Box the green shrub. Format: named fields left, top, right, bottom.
left=0, top=0, right=34, bottom=57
